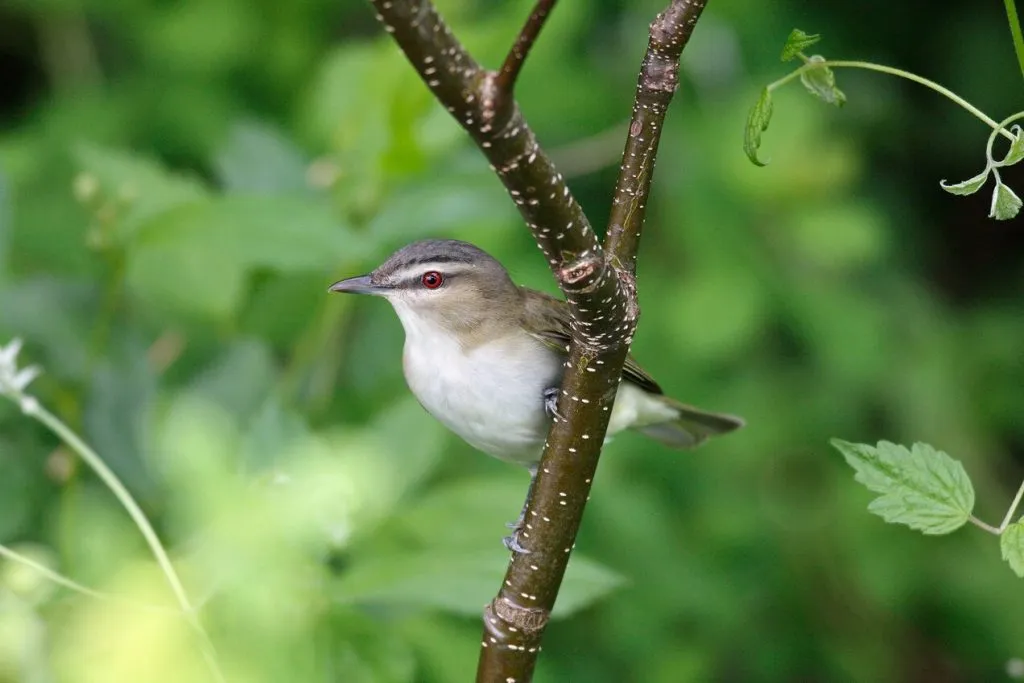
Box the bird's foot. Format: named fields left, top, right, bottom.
left=543, top=387, right=564, bottom=421
left=502, top=527, right=531, bottom=554
left=503, top=466, right=537, bottom=554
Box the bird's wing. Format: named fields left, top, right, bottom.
left=520, top=288, right=663, bottom=395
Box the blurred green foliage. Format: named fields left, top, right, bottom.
left=1, top=0, right=1023, bottom=681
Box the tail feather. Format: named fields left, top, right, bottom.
left=636, top=397, right=744, bottom=450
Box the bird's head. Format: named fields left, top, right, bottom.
left=329, top=239, right=520, bottom=336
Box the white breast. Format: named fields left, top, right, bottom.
left=393, top=305, right=560, bottom=465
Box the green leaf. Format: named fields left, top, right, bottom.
left=322, top=609, right=416, bottom=683
left=387, top=476, right=530, bottom=551
left=553, top=556, right=630, bottom=616
left=0, top=440, right=39, bottom=539
left=125, top=194, right=362, bottom=319
left=998, top=125, right=1024, bottom=166
left=73, top=143, right=209, bottom=241
left=939, top=169, right=989, bottom=196
left=0, top=278, right=94, bottom=380
left=188, top=340, right=279, bottom=422
left=366, top=171, right=515, bottom=240
left=781, top=29, right=821, bottom=61
left=1001, top=520, right=1024, bottom=577
left=300, top=42, right=434, bottom=217
left=240, top=398, right=310, bottom=473
left=831, top=439, right=975, bottom=535
left=83, top=337, right=159, bottom=504
left=743, top=87, right=773, bottom=166
left=214, top=118, right=312, bottom=193
left=334, top=551, right=624, bottom=619
left=800, top=56, right=846, bottom=107
left=990, top=180, right=1023, bottom=220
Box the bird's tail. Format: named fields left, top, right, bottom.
left=635, top=395, right=744, bottom=449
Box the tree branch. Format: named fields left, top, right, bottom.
left=366, top=0, right=709, bottom=681
left=371, top=0, right=604, bottom=278
left=496, top=0, right=558, bottom=93
left=605, top=0, right=706, bottom=272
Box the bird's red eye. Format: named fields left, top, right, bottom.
left=421, top=271, right=443, bottom=289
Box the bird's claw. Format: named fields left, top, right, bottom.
left=503, top=466, right=537, bottom=554
left=502, top=529, right=531, bottom=554
left=543, top=387, right=564, bottom=421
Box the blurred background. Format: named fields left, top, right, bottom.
left=1, top=0, right=1023, bottom=680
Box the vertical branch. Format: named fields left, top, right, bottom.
left=364, top=0, right=711, bottom=681
left=604, top=0, right=707, bottom=272
left=476, top=4, right=708, bottom=682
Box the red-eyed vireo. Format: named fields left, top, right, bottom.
left=329, top=239, right=743, bottom=551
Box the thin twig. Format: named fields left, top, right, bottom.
left=496, top=0, right=559, bottom=93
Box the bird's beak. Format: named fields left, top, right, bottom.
left=327, top=274, right=388, bottom=296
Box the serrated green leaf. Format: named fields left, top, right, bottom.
left=998, top=125, right=1024, bottom=166
left=989, top=181, right=1022, bottom=220
left=831, top=439, right=974, bottom=534
left=781, top=29, right=821, bottom=61
left=1001, top=520, right=1024, bottom=577
left=800, top=56, right=846, bottom=107
left=939, top=169, right=989, bottom=196
left=743, top=88, right=773, bottom=166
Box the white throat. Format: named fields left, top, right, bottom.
left=388, top=298, right=559, bottom=464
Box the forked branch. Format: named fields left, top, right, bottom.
left=365, top=0, right=709, bottom=681
left=370, top=0, right=615, bottom=305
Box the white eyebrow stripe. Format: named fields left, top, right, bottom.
left=389, top=262, right=473, bottom=283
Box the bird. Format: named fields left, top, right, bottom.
left=329, top=239, right=743, bottom=551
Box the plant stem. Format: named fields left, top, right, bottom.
left=999, top=479, right=1024, bottom=532
left=1005, top=0, right=1024, bottom=84
left=28, top=404, right=191, bottom=611
left=769, top=60, right=1017, bottom=142
left=24, top=402, right=226, bottom=683
left=984, top=112, right=1024, bottom=165
left=970, top=515, right=1002, bottom=535
left=0, top=543, right=177, bottom=613
left=965, top=479, right=1024, bottom=536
